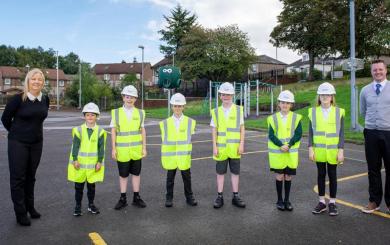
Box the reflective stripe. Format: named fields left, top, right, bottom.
left=162, top=118, right=192, bottom=145
left=291, top=113, right=297, bottom=136
left=214, top=108, right=219, bottom=128
left=311, top=107, right=316, bottom=133
left=326, top=133, right=338, bottom=138
left=279, top=138, right=291, bottom=142
left=236, top=106, right=240, bottom=129
left=139, top=110, right=144, bottom=129
left=218, top=132, right=226, bottom=136
left=116, top=142, right=142, bottom=147
left=217, top=143, right=226, bottom=147
left=227, top=128, right=240, bottom=132
left=161, top=151, right=192, bottom=157
left=98, top=127, right=103, bottom=137
left=68, top=161, right=104, bottom=168
left=77, top=126, right=82, bottom=141
left=117, top=131, right=141, bottom=136
left=78, top=152, right=98, bottom=157
left=226, top=139, right=240, bottom=143
left=269, top=148, right=299, bottom=153
left=335, top=107, right=340, bottom=137
left=313, top=131, right=326, bottom=136
left=115, top=109, right=119, bottom=130
left=272, top=114, right=278, bottom=134
left=314, top=144, right=339, bottom=149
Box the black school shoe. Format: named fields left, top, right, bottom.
left=186, top=196, right=198, bottom=206
left=165, top=199, right=173, bottom=208
left=16, top=215, right=31, bottom=226
left=232, top=195, right=246, bottom=208
left=28, top=207, right=41, bottom=219
left=284, top=201, right=293, bottom=211
left=88, top=204, right=100, bottom=214
left=312, top=202, right=327, bottom=214
left=73, top=205, right=82, bottom=216
left=132, top=195, right=147, bottom=208
left=276, top=201, right=285, bottom=211
left=114, top=197, right=128, bottom=210
left=328, top=203, right=339, bottom=216
left=213, top=195, right=224, bottom=209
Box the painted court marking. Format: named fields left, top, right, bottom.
left=313, top=169, right=390, bottom=219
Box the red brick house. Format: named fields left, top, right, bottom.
left=93, top=61, right=153, bottom=88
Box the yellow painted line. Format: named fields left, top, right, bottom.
left=313, top=169, right=390, bottom=219
left=89, top=232, right=107, bottom=245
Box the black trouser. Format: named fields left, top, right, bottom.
left=364, top=129, right=390, bottom=206
left=316, top=162, right=337, bottom=198
left=75, top=182, right=96, bottom=205
left=8, top=139, right=43, bottom=217
left=166, top=169, right=193, bottom=200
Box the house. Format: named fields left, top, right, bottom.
left=286, top=54, right=344, bottom=78
left=0, top=66, right=71, bottom=99
left=249, top=55, right=287, bottom=74
left=93, top=61, right=153, bottom=88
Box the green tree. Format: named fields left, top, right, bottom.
left=121, top=73, right=138, bottom=89
left=159, top=4, right=198, bottom=57
left=270, top=0, right=334, bottom=81
left=0, top=45, right=17, bottom=66
left=59, top=52, right=80, bottom=74
left=178, top=25, right=256, bottom=81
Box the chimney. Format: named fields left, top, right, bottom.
left=133, top=57, right=137, bottom=63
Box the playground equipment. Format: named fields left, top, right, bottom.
left=208, top=80, right=277, bottom=118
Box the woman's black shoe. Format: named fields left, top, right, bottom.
left=16, top=215, right=31, bottom=226
left=284, top=201, right=293, bottom=211
left=28, top=208, right=41, bottom=219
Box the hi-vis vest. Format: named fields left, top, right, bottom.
left=111, top=107, right=144, bottom=162
left=267, top=112, right=302, bottom=170
left=211, top=104, right=243, bottom=161
left=308, top=106, right=344, bottom=165
left=67, top=124, right=107, bottom=183
left=159, top=116, right=196, bottom=170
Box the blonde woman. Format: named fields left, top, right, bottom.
left=1, top=68, right=50, bottom=226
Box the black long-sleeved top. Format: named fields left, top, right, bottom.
left=71, top=127, right=105, bottom=163
left=268, top=121, right=302, bottom=147
left=1, top=94, right=49, bottom=144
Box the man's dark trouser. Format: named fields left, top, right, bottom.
left=166, top=169, right=193, bottom=200
left=364, top=129, right=390, bottom=206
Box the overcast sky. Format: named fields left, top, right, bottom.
left=1, top=0, right=301, bottom=66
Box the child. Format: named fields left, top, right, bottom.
left=308, top=82, right=345, bottom=216
left=211, top=82, right=246, bottom=208
left=68, top=102, right=106, bottom=216
left=111, top=85, right=147, bottom=209
left=267, top=90, right=302, bottom=211
left=160, top=93, right=197, bottom=207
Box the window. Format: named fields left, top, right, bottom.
left=251, top=64, right=257, bottom=73
left=104, top=74, right=110, bottom=80
left=45, top=80, right=49, bottom=85
left=59, top=80, right=64, bottom=87
left=119, top=74, right=125, bottom=80
left=4, top=78, right=11, bottom=85
left=136, top=74, right=140, bottom=79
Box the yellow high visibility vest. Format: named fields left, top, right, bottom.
left=211, top=104, right=243, bottom=161
left=267, top=112, right=302, bottom=170
left=308, top=106, right=345, bottom=165
left=67, top=124, right=107, bottom=183
left=159, top=116, right=196, bottom=170
left=111, top=107, right=144, bottom=162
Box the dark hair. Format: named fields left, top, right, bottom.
left=371, top=59, right=387, bottom=66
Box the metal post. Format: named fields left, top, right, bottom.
left=349, top=0, right=357, bottom=130
left=244, top=83, right=247, bottom=118
left=240, top=83, right=243, bottom=108
left=256, top=79, right=259, bottom=116
left=56, top=51, right=59, bottom=110
left=215, top=85, right=219, bottom=109
left=209, top=80, right=212, bottom=114
left=78, top=61, right=82, bottom=109
left=247, top=81, right=251, bottom=116
left=271, top=87, right=274, bottom=114
left=275, top=46, right=278, bottom=86
left=167, top=89, right=171, bottom=117
left=331, top=59, right=334, bottom=80
left=233, top=81, right=236, bottom=103
left=138, top=45, right=145, bottom=110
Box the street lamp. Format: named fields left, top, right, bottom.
left=138, top=45, right=144, bottom=110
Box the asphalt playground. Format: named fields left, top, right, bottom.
left=0, top=111, right=389, bottom=245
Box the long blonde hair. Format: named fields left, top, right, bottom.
left=22, top=68, right=45, bottom=101
left=316, top=95, right=336, bottom=106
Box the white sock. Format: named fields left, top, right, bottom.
left=319, top=196, right=326, bottom=204
left=329, top=198, right=336, bottom=204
